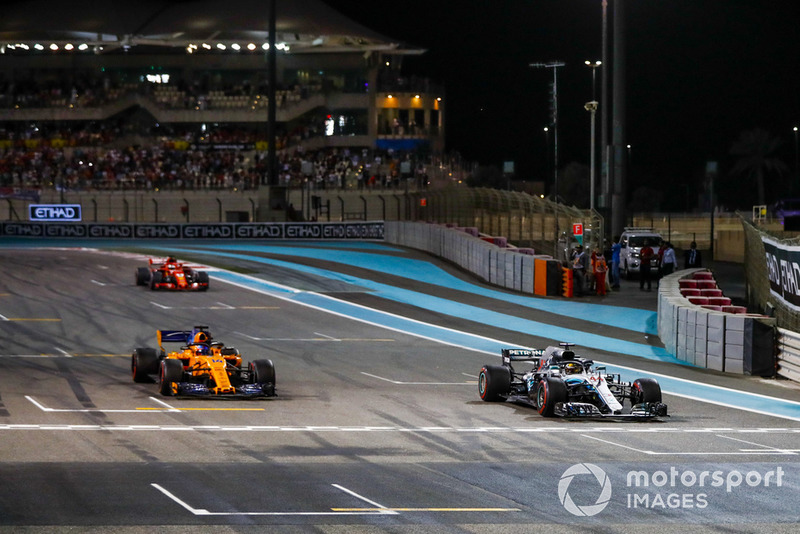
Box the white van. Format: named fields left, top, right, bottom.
left=619, top=227, right=663, bottom=279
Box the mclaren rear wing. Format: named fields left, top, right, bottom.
left=157, top=326, right=210, bottom=351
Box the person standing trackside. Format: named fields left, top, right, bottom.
left=572, top=244, right=590, bottom=296
left=610, top=236, right=621, bottom=289
left=593, top=247, right=608, bottom=296
left=661, top=242, right=677, bottom=276
left=685, top=241, right=702, bottom=269
left=639, top=239, right=655, bottom=291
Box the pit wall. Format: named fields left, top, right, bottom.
left=658, top=269, right=776, bottom=376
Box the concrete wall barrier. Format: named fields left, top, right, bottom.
left=385, top=221, right=555, bottom=296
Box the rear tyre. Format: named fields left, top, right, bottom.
left=536, top=377, right=568, bottom=417
left=159, top=359, right=183, bottom=396
left=197, top=271, right=209, bottom=291
left=478, top=365, right=511, bottom=402
left=135, top=267, right=151, bottom=286
left=149, top=270, right=164, bottom=290
left=631, top=378, right=662, bottom=404
left=132, top=348, right=159, bottom=382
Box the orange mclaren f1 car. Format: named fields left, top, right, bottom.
left=131, top=326, right=276, bottom=398
left=135, top=256, right=209, bottom=291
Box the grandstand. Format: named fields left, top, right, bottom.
left=0, top=0, right=445, bottom=161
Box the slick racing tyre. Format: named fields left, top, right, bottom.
left=197, top=271, right=209, bottom=291
left=478, top=365, right=511, bottom=402
left=135, top=267, right=151, bottom=286
left=149, top=270, right=164, bottom=290
left=249, top=359, right=276, bottom=395
left=159, top=359, right=183, bottom=396
left=631, top=378, right=662, bottom=404
left=132, top=348, right=159, bottom=383
left=536, top=376, right=568, bottom=417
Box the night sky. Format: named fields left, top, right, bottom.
left=328, top=0, right=800, bottom=209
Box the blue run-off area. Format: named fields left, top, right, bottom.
left=160, top=243, right=665, bottom=357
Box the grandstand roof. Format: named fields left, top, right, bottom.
left=0, top=0, right=424, bottom=55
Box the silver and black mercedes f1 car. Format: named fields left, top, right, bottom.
left=478, top=343, right=668, bottom=419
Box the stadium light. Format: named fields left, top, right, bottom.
left=231, top=43, right=241, bottom=51
left=216, top=43, right=226, bottom=50
left=247, top=43, right=256, bottom=51
left=262, top=43, right=269, bottom=50
left=34, top=43, right=44, bottom=50
left=78, top=43, right=89, bottom=51
left=64, top=43, right=74, bottom=51
left=50, top=43, right=58, bottom=50
left=202, top=43, right=211, bottom=49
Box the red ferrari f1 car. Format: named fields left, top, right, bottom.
left=135, top=256, right=209, bottom=291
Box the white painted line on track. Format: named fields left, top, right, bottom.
left=3, top=424, right=800, bottom=434
left=331, top=484, right=398, bottom=515
left=26, top=395, right=177, bottom=413
left=580, top=433, right=800, bottom=456
left=148, top=396, right=181, bottom=412
left=314, top=332, right=340, bottom=341
left=91, top=280, right=106, bottom=286
left=55, top=347, right=72, bottom=357
left=716, top=434, right=799, bottom=455
left=235, top=330, right=394, bottom=343
left=361, top=372, right=474, bottom=386
left=152, top=483, right=395, bottom=516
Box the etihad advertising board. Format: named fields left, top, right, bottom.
left=763, top=236, right=800, bottom=311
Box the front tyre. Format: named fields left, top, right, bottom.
left=631, top=378, right=662, bottom=405
left=249, top=359, right=276, bottom=395
left=478, top=365, right=511, bottom=402
left=159, top=359, right=183, bottom=396
left=132, top=348, right=159, bottom=382
left=536, top=377, right=568, bottom=417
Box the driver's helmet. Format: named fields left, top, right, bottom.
left=194, top=344, right=210, bottom=355
left=564, top=362, right=582, bottom=375
left=193, top=331, right=209, bottom=344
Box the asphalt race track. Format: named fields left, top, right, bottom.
left=1, top=240, right=800, bottom=532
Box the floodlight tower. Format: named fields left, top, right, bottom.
left=530, top=61, right=565, bottom=203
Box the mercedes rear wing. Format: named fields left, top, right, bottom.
left=501, top=348, right=545, bottom=366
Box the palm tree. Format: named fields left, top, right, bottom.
left=729, top=129, right=789, bottom=205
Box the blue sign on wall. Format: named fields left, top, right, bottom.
left=28, top=204, right=82, bottom=222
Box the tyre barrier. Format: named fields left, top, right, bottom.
left=658, top=269, right=776, bottom=376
